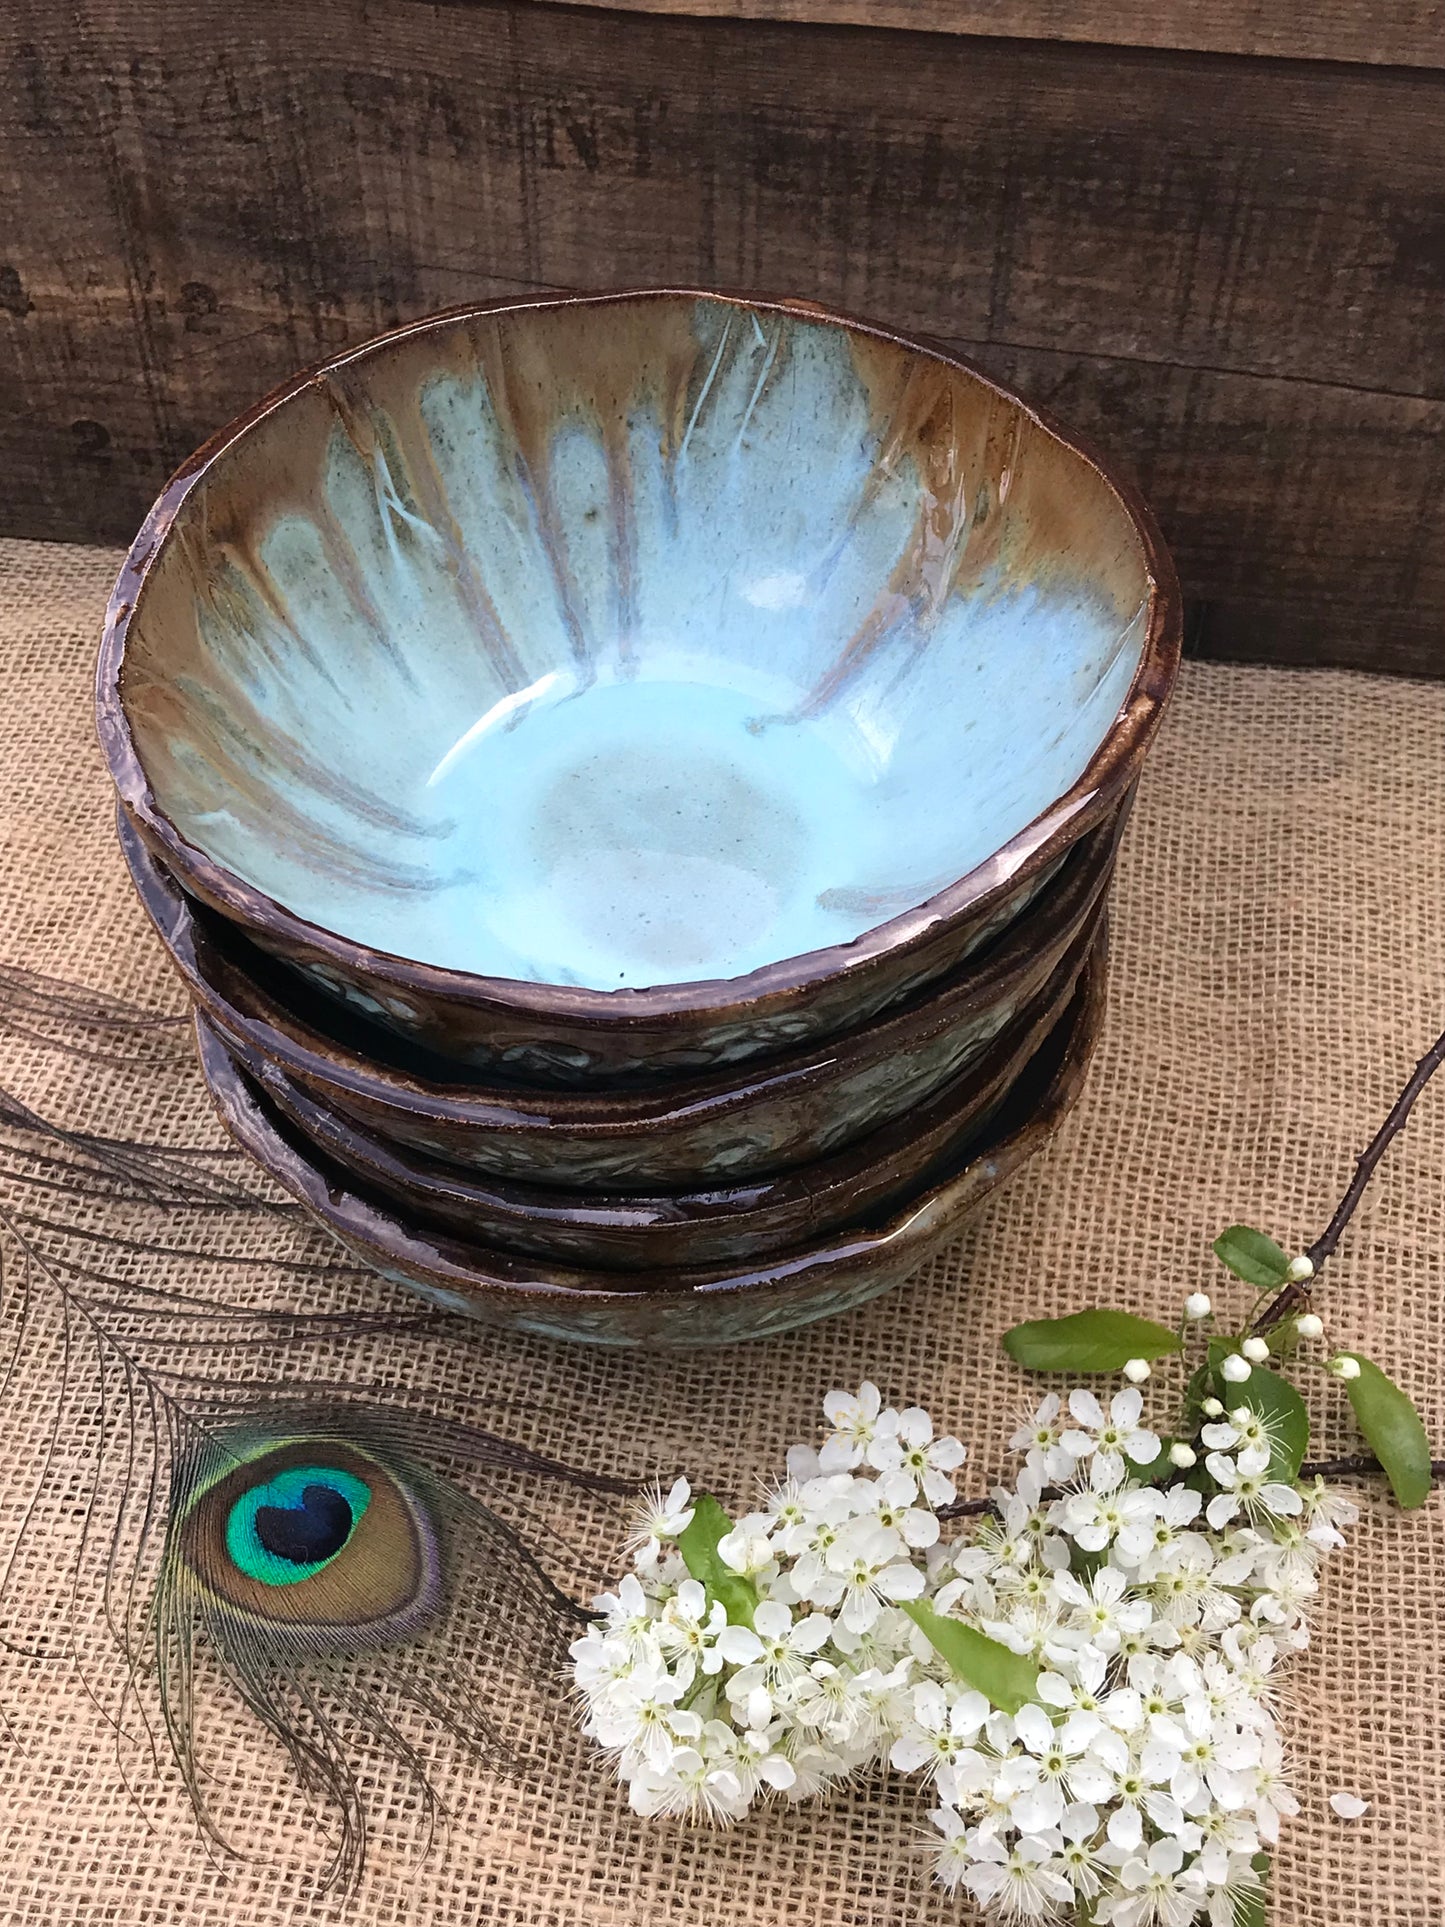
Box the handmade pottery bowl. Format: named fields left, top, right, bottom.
left=219, top=914, right=1094, bottom=1269
left=99, top=289, right=1178, bottom=1083
left=123, top=801, right=1117, bottom=1188
left=196, top=948, right=1105, bottom=1347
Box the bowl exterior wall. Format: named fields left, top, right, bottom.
left=242, top=910, right=1099, bottom=1267
left=192, top=949, right=1105, bottom=1347
left=124, top=795, right=1122, bottom=1187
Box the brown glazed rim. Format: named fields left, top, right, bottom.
left=97, top=287, right=1180, bottom=1030
left=194, top=942, right=1105, bottom=1304
left=120, top=796, right=1117, bottom=1137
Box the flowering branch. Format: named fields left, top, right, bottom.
left=575, top=1378, right=1350, bottom=1927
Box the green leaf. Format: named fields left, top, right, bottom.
left=1233, top=1853, right=1271, bottom=1927
left=1213, top=1225, right=1292, bottom=1290
left=1207, top=1339, right=1310, bottom=1480
left=1342, top=1354, right=1434, bottom=1509
left=1002, top=1308, right=1182, bottom=1373
left=676, top=1493, right=759, bottom=1627
left=901, top=1600, right=1039, bottom=1714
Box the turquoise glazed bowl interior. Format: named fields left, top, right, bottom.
left=100, top=290, right=1176, bottom=1070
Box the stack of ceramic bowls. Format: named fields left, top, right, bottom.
left=96, top=290, right=1180, bottom=1347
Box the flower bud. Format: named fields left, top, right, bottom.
left=1168, top=1442, right=1198, bottom=1468
left=1287, top=1255, right=1316, bottom=1282
left=1220, top=1353, right=1252, bottom=1383
left=1329, top=1354, right=1362, bottom=1381
left=1201, top=1397, right=1225, bottom=1418
left=1122, top=1358, right=1151, bottom=1384
left=1184, top=1292, right=1212, bottom=1321
left=1242, top=1336, right=1270, bottom=1364
left=1295, top=1313, right=1324, bottom=1340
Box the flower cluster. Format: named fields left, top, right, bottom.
left=572, top=1376, right=1354, bottom=1926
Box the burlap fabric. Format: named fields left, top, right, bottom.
left=0, top=535, right=1440, bottom=1925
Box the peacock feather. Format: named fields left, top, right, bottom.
left=0, top=962, right=631, bottom=1890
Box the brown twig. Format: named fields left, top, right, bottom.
left=936, top=1496, right=995, bottom=1521
left=1258, top=1021, right=1445, bottom=1331
left=1299, top=1455, right=1445, bottom=1484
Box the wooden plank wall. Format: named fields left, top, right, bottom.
left=2, top=0, right=1443, bottom=673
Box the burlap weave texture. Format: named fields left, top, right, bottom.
left=0, top=536, right=1440, bottom=1925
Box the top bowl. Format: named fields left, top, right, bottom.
left=98, top=289, right=1178, bottom=1082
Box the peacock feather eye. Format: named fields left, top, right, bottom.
left=176, top=1434, right=442, bottom=1647
left=225, top=1465, right=372, bottom=1586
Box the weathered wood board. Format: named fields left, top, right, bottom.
left=2, top=0, right=1443, bottom=670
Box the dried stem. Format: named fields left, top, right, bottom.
left=1259, top=1020, right=1445, bottom=1331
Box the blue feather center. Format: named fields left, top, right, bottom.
left=225, top=1465, right=373, bottom=1586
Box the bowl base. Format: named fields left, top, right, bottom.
left=412, top=668, right=883, bottom=989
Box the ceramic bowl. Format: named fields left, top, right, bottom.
left=100, top=289, right=1178, bottom=1083
left=220, top=912, right=1095, bottom=1269
left=122, top=800, right=1117, bottom=1188
left=196, top=947, right=1105, bottom=1347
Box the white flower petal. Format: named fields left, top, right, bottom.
left=1013, top=1701, right=1055, bottom=1754
left=895, top=1406, right=933, bottom=1447
left=715, top=1624, right=764, bottom=1665
left=920, top=1466, right=958, bottom=1507
left=889, top=1732, right=935, bottom=1774
left=1263, top=1482, right=1305, bottom=1516
left=1069, top=1389, right=1106, bottom=1431
left=1330, top=1790, right=1370, bottom=1819
left=1110, top=1387, right=1144, bottom=1428
left=877, top=1560, right=926, bottom=1601
left=756, top=1753, right=796, bottom=1789
left=1107, top=1802, right=1144, bottom=1851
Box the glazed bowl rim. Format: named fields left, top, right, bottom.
left=121, top=797, right=1117, bottom=1139
left=98, top=286, right=1179, bottom=1026
left=239, top=905, right=1093, bottom=1225
left=194, top=944, right=1103, bottom=1306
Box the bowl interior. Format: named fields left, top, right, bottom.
left=120, top=293, right=1153, bottom=993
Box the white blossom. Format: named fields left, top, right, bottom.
left=625, top=1477, right=694, bottom=1564
left=1101, top=1835, right=1205, bottom=1926
left=961, top=1828, right=1074, bottom=1917
left=889, top=1678, right=989, bottom=1778
left=1060, top=1387, right=1162, bottom=1485
left=575, top=1367, right=1350, bottom=1926
left=818, top=1382, right=889, bottom=1471
left=1060, top=1470, right=1159, bottom=1556
left=1204, top=1453, right=1305, bottom=1530
left=866, top=1406, right=967, bottom=1504
left=1009, top=1392, right=1077, bottom=1483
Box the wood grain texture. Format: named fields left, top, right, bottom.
left=510, top=0, right=1445, bottom=75
left=2, top=0, right=1444, bottom=672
